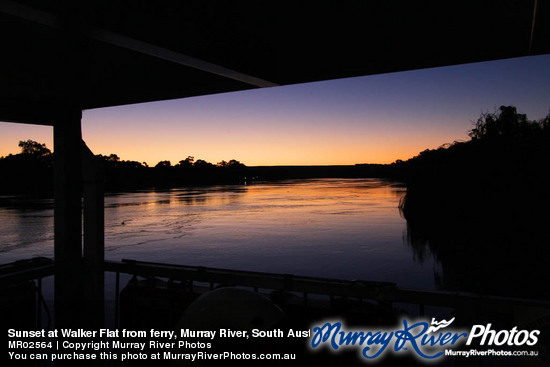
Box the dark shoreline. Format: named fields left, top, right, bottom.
left=0, top=163, right=404, bottom=197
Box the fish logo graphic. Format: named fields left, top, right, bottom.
left=427, top=317, right=455, bottom=333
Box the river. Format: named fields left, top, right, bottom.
left=0, top=178, right=439, bottom=290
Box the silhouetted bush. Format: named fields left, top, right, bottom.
left=0, top=141, right=54, bottom=195
left=400, top=106, right=550, bottom=298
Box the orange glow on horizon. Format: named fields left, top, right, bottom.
left=0, top=117, right=470, bottom=166
left=2, top=55, right=548, bottom=166
left=78, top=123, right=464, bottom=166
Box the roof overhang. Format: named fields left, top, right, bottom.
left=2, top=0, right=549, bottom=125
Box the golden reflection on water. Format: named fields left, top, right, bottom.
left=1, top=179, right=438, bottom=289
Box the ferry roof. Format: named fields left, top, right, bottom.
left=1, top=0, right=549, bottom=125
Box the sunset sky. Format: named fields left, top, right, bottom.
left=1, top=54, right=549, bottom=166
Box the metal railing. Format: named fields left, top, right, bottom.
left=0, top=257, right=55, bottom=330
left=104, top=259, right=550, bottom=326
left=3, top=257, right=550, bottom=329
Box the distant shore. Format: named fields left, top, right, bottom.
left=0, top=159, right=404, bottom=196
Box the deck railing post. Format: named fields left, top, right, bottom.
left=115, top=271, right=120, bottom=328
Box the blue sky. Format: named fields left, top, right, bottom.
left=1, top=54, right=549, bottom=165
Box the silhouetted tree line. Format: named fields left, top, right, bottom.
left=0, top=144, right=250, bottom=193
left=0, top=140, right=54, bottom=195
left=98, top=154, right=248, bottom=189
left=0, top=142, right=403, bottom=195
left=398, top=106, right=550, bottom=299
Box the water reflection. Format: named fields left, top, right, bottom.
left=1, top=179, right=439, bottom=290
left=401, top=184, right=550, bottom=299
left=0, top=199, right=54, bottom=258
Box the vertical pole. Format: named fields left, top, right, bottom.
left=54, top=107, right=83, bottom=328
left=82, top=142, right=105, bottom=329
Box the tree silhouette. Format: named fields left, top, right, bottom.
left=177, top=156, right=194, bottom=167
left=468, top=106, right=535, bottom=140
left=194, top=159, right=214, bottom=169
left=227, top=159, right=245, bottom=168
left=155, top=160, right=171, bottom=168
left=401, top=106, right=550, bottom=298
left=216, top=159, right=245, bottom=168
left=18, top=140, right=51, bottom=157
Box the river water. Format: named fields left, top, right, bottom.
left=0, top=178, right=439, bottom=290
